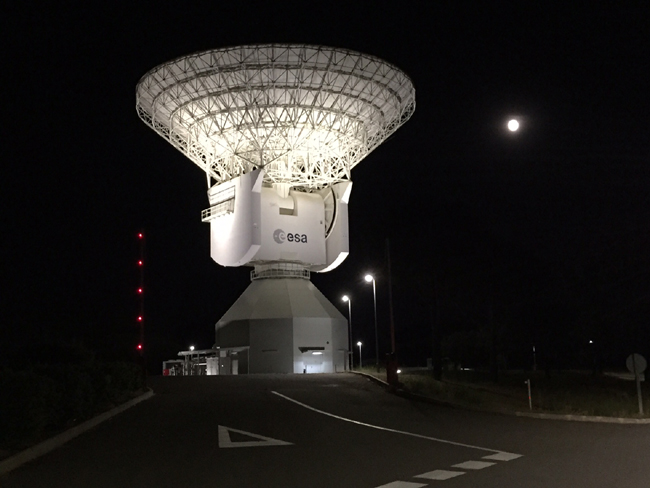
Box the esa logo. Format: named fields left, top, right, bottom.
left=273, top=229, right=308, bottom=244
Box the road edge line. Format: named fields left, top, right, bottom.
left=0, top=388, right=155, bottom=476
left=271, top=390, right=508, bottom=454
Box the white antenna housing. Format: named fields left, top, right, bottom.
left=136, top=44, right=415, bottom=273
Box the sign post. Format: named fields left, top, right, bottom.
left=626, top=353, right=647, bottom=416
left=525, top=379, right=532, bottom=410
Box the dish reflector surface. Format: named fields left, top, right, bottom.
left=136, top=44, right=415, bottom=189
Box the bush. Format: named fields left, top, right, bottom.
left=0, top=359, right=143, bottom=451
left=0, top=370, right=60, bottom=448
left=102, top=361, right=143, bottom=400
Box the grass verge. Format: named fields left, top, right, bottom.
left=357, top=367, right=650, bottom=418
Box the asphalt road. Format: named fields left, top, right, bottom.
left=2, top=373, right=649, bottom=487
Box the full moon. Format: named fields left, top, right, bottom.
left=507, top=119, right=520, bottom=132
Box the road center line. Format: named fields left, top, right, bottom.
left=271, top=390, right=517, bottom=455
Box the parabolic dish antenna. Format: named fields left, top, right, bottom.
left=136, top=44, right=415, bottom=192
left=137, top=44, right=416, bottom=375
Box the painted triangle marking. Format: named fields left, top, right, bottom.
left=218, top=425, right=293, bottom=448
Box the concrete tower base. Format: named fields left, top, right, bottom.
left=215, top=277, right=349, bottom=374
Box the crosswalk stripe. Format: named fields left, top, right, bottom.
left=452, top=460, right=495, bottom=470
left=483, top=452, right=523, bottom=461
left=414, top=469, right=466, bottom=480
left=374, top=482, right=429, bottom=488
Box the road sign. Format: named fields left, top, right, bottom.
left=626, top=354, right=647, bottom=375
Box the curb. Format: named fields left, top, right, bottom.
left=351, top=371, right=461, bottom=409
left=0, top=389, right=155, bottom=476
left=349, top=371, right=650, bottom=425
left=514, top=411, right=650, bottom=424
left=350, top=370, right=389, bottom=387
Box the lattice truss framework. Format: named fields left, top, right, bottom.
left=136, top=44, right=415, bottom=190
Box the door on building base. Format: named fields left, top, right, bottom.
left=302, top=354, right=324, bottom=373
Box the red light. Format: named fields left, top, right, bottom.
left=137, top=344, right=142, bottom=350
left=137, top=288, right=143, bottom=294
left=138, top=260, right=143, bottom=266
left=138, top=233, right=143, bottom=239
left=137, top=316, right=143, bottom=322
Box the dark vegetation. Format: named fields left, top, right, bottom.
left=356, top=155, right=650, bottom=377
left=0, top=342, right=144, bottom=454
left=365, top=367, right=650, bottom=418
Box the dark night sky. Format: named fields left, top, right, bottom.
left=2, top=2, right=649, bottom=369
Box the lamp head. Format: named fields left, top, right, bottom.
left=342, top=295, right=349, bottom=302
left=364, top=274, right=374, bottom=283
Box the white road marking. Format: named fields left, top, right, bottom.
left=374, top=482, right=429, bottom=488
left=272, top=390, right=520, bottom=456
left=414, top=469, right=466, bottom=480
left=483, top=452, right=522, bottom=461
left=451, top=460, right=495, bottom=470
left=217, top=425, right=292, bottom=448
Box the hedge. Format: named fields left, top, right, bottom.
left=0, top=360, right=143, bottom=450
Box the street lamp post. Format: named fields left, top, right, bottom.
left=357, top=341, right=363, bottom=368
left=589, top=340, right=597, bottom=374
left=365, top=274, right=379, bottom=372
left=342, top=295, right=353, bottom=370
left=532, top=345, right=537, bottom=371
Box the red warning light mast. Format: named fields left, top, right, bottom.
left=136, top=230, right=147, bottom=386
left=137, top=231, right=145, bottom=353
